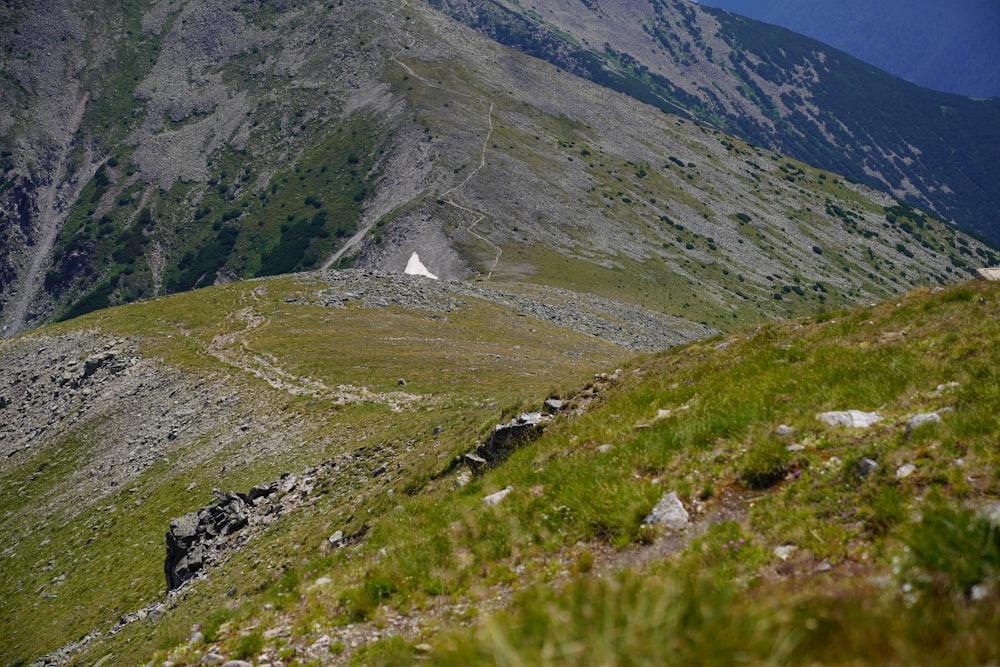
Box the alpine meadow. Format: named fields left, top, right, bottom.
left=1, top=0, right=999, bottom=665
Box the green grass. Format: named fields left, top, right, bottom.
left=0, top=273, right=628, bottom=666
left=7, top=275, right=1000, bottom=666
left=434, top=570, right=1000, bottom=666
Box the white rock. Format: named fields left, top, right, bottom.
left=981, top=503, right=1000, bottom=527
left=643, top=491, right=689, bottom=530
left=404, top=252, right=438, bottom=279
left=816, top=410, right=882, bottom=428
left=596, top=444, right=614, bottom=453
left=328, top=530, right=344, bottom=546
left=482, top=486, right=513, bottom=505
left=786, top=443, right=806, bottom=452
left=775, top=424, right=794, bottom=436
left=896, top=463, right=917, bottom=479
left=907, top=412, right=941, bottom=430
left=773, top=545, right=798, bottom=561
left=970, top=583, right=992, bottom=601
left=931, top=381, right=960, bottom=396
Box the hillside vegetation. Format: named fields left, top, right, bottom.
left=700, top=0, right=1000, bottom=98
left=439, top=0, right=1000, bottom=242
left=0, top=0, right=996, bottom=335
left=3, top=275, right=998, bottom=665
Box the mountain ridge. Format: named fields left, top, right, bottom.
left=0, top=0, right=997, bottom=336
left=696, top=0, right=1000, bottom=98
left=435, top=0, right=1000, bottom=243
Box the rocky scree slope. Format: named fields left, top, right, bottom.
left=0, top=0, right=995, bottom=335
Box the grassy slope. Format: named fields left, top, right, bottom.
left=0, top=274, right=629, bottom=666
left=77, top=279, right=1000, bottom=666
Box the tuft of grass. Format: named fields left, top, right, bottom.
left=435, top=569, right=1000, bottom=666
left=901, top=503, right=1000, bottom=596
left=348, top=636, right=415, bottom=667
left=233, top=629, right=264, bottom=660
left=738, top=437, right=792, bottom=489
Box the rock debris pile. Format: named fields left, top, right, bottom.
left=302, top=270, right=716, bottom=351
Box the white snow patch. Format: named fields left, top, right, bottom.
left=404, top=252, right=437, bottom=279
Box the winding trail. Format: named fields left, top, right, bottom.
left=321, top=0, right=503, bottom=278
left=204, top=286, right=422, bottom=411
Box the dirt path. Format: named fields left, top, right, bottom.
left=321, top=1, right=503, bottom=278
left=204, top=286, right=423, bottom=411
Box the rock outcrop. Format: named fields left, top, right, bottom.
left=164, top=484, right=281, bottom=591
left=465, top=412, right=549, bottom=474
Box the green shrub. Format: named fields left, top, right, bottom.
left=901, top=504, right=1000, bottom=596
left=199, top=607, right=235, bottom=643
left=233, top=629, right=264, bottom=660
left=738, top=438, right=791, bottom=489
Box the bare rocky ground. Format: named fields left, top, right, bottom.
left=300, top=269, right=717, bottom=351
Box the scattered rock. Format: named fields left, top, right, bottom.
left=858, top=457, right=878, bottom=478
left=199, top=653, right=224, bottom=665
left=453, top=470, right=472, bottom=488
left=814, top=560, right=833, bottom=573
left=906, top=412, right=942, bottom=432
left=248, top=482, right=278, bottom=503
left=397, top=378, right=406, bottom=387
left=595, top=444, right=614, bottom=454
left=773, top=545, right=797, bottom=561
left=981, top=503, right=1000, bottom=527
left=775, top=424, right=793, bottom=437
left=786, top=443, right=806, bottom=452
left=816, top=410, right=882, bottom=428
left=931, top=381, right=960, bottom=396
left=482, top=486, right=513, bottom=506
left=309, top=635, right=332, bottom=653
left=643, top=491, right=689, bottom=530
left=896, top=463, right=917, bottom=479
left=542, top=398, right=564, bottom=414
left=328, top=530, right=345, bottom=547
left=221, top=661, right=253, bottom=667
left=463, top=452, right=488, bottom=475
left=970, top=583, right=994, bottom=601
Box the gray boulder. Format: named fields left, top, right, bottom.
left=465, top=412, right=548, bottom=473
left=858, top=457, right=879, bottom=478
left=816, top=410, right=882, bottom=428
left=907, top=412, right=942, bottom=432
left=164, top=491, right=251, bottom=591
left=643, top=491, right=689, bottom=530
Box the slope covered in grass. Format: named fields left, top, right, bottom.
left=72, top=279, right=999, bottom=666
left=2, top=271, right=658, bottom=666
